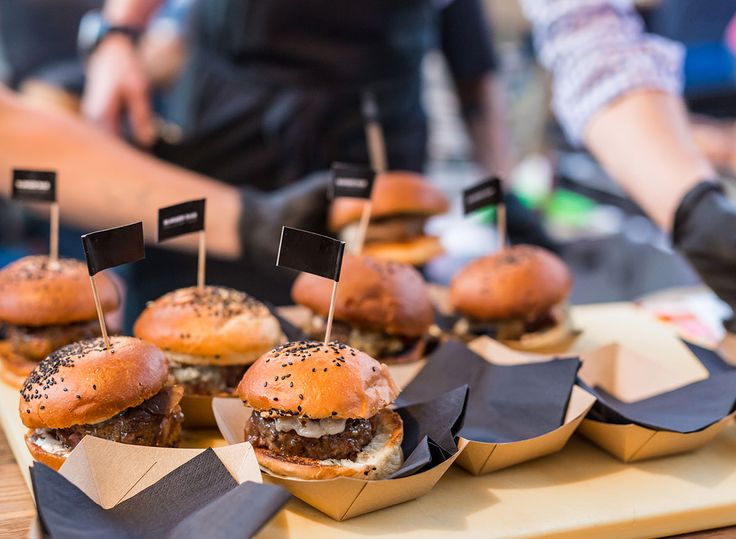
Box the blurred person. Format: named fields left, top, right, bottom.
left=81, top=0, right=512, bottom=181
left=79, top=0, right=554, bottom=324
left=520, top=0, right=736, bottom=352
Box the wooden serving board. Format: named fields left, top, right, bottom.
left=3, top=302, right=736, bottom=539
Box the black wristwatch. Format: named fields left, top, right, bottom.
left=78, top=10, right=142, bottom=58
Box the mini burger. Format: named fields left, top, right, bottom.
left=20, top=336, right=183, bottom=470
left=329, top=172, right=449, bottom=266
left=134, top=286, right=286, bottom=396
left=291, top=254, right=433, bottom=363
left=0, top=256, right=119, bottom=387
left=450, top=245, right=574, bottom=350
left=237, top=340, right=402, bottom=480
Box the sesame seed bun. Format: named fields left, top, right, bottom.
left=450, top=245, right=572, bottom=321
left=19, top=336, right=168, bottom=430
left=291, top=254, right=433, bottom=338
left=0, top=256, right=119, bottom=327
left=237, top=341, right=399, bottom=420
left=133, top=286, right=286, bottom=366
left=328, top=171, right=449, bottom=231
left=254, top=409, right=403, bottom=480
left=362, top=235, right=445, bottom=266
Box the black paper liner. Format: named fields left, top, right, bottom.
left=397, top=340, right=580, bottom=443
left=31, top=449, right=290, bottom=539
left=579, top=369, right=736, bottom=433
left=684, top=340, right=733, bottom=375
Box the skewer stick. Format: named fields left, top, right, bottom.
left=89, top=275, right=111, bottom=351
left=497, top=202, right=507, bottom=250
left=354, top=201, right=373, bottom=254
left=324, top=280, right=339, bottom=343
left=366, top=122, right=387, bottom=175
left=197, top=231, right=206, bottom=290
left=49, top=202, right=59, bottom=262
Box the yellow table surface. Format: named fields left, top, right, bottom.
left=3, top=302, right=736, bottom=539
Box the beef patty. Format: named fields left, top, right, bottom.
left=246, top=412, right=378, bottom=461
left=6, top=319, right=102, bottom=362
left=39, top=385, right=184, bottom=451
left=363, top=216, right=427, bottom=243
left=169, top=362, right=248, bottom=396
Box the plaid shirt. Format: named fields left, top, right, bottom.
left=520, top=0, right=684, bottom=145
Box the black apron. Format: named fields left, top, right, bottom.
left=128, top=0, right=439, bottom=330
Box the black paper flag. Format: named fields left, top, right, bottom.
left=463, top=177, right=502, bottom=214
left=276, top=226, right=345, bottom=281
left=158, top=199, right=205, bottom=242
left=329, top=163, right=375, bottom=200
left=81, top=222, right=145, bottom=276
left=12, top=169, right=56, bottom=203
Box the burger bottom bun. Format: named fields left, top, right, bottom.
left=25, top=433, right=67, bottom=471
left=254, top=409, right=404, bottom=480
left=165, top=349, right=263, bottom=367
left=0, top=352, right=36, bottom=388
left=363, top=236, right=444, bottom=266
left=500, top=308, right=578, bottom=353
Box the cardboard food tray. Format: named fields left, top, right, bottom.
left=3, top=301, right=736, bottom=537
left=445, top=337, right=595, bottom=475
left=577, top=342, right=735, bottom=462
left=213, top=397, right=462, bottom=521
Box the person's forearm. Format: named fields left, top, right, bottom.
left=585, top=90, right=715, bottom=231
left=458, top=74, right=513, bottom=179
left=0, top=88, right=241, bottom=259
left=103, top=0, right=162, bottom=26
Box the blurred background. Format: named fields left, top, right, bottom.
left=1, top=0, right=736, bottom=338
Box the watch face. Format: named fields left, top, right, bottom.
left=78, top=10, right=105, bottom=55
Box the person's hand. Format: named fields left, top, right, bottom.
left=673, top=181, right=736, bottom=333
left=238, top=172, right=331, bottom=265
left=82, top=34, right=156, bottom=146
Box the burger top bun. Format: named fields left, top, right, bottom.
left=0, top=256, right=119, bottom=326
left=450, top=245, right=572, bottom=321
left=19, top=336, right=168, bottom=430
left=328, top=171, right=449, bottom=231
left=133, top=286, right=285, bottom=361
left=238, top=341, right=399, bottom=420
left=291, top=254, right=433, bottom=337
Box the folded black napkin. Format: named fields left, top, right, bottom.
left=397, top=340, right=580, bottom=443
left=684, top=340, right=733, bottom=375
left=580, top=369, right=736, bottom=433
left=388, top=385, right=468, bottom=479
left=32, top=449, right=290, bottom=539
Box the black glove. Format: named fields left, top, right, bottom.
left=673, top=180, right=736, bottom=333
left=238, top=171, right=331, bottom=268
